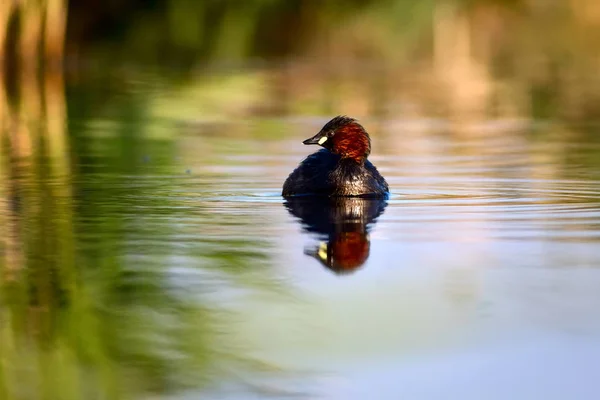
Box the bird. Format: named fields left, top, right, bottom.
left=282, top=116, right=388, bottom=198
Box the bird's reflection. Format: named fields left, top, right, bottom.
left=284, top=197, right=387, bottom=274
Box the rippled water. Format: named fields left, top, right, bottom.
left=2, top=87, right=600, bottom=399
left=97, top=124, right=600, bottom=397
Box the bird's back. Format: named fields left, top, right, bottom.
left=282, top=149, right=388, bottom=198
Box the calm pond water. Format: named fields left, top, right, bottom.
left=2, top=68, right=600, bottom=400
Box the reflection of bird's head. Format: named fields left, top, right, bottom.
left=307, top=232, right=370, bottom=274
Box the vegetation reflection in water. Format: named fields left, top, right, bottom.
left=0, top=67, right=295, bottom=399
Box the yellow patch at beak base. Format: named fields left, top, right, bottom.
left=317, top=242, right=328, bottom=260
left=318, top=136, right=328, bottom=145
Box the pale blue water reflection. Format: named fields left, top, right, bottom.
left=155, top=121, right=600, bottom=399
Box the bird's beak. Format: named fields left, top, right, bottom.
left=302, top=130, right=328, bottom=146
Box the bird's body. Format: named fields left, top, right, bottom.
left=282, top=149, right=388, bottom=197
left=282, top=116, right=389, bottom=198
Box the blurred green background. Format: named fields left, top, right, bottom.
left=3, top=0, right=600, bottom=121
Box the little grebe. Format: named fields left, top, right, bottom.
left=282, top=116, right=388, bottom=198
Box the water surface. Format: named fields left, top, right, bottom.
left=1, top=70, right=600, bottom=400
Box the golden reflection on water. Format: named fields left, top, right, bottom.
left=0, top=48, right=79, bottom=397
